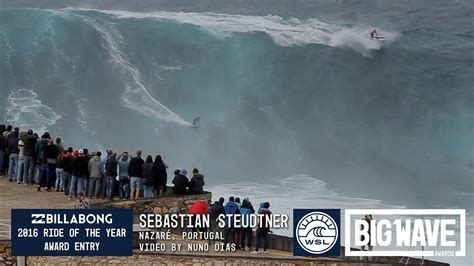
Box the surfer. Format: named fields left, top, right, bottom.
left=370, top=29, right=379, bottom=39
left=192, top=117, right=200, bottom=126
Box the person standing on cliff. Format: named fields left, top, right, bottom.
left=88, top=151, right=103, bottom=198
left=62, top=147, right=74, bottom=195
left=360, top=214, right=374, bottom=250
left=129, top=150, right=144, bottom=200
left=0, top=128, right=6, bottom=177
left=234, top=197, right=242, bottom=248
left=16, top=132, right=25, bottom=184
left=208, top=197, right=225, bottom=245
left=21, top=129, right=37, bottom=185
left=54, top=150, right=65, bottom=192
left=100, top=149, right=113, bottom=198
left=55, top=137, right=64, bottom=155
left=240, top=198, right=255, bottom=251
left=253, top=202, right=272, bottom=254
left=35, top=132, right=50, bottom=188
left=154, top=155, right=168, bottom=196
left=105, top=152, right=118, bottom=201
left=117, top=151, right=131, bottom=200
left=69, top=149, right=88, bottom=199
left=41, top=138, right=59, bottom=192
left=6, top=127, right=20, bottom=182
left=223, top=196, right=240, bottom=247
left=142, top=155, right=155, bottom=199
left=1, top=125, right=12, bottom=175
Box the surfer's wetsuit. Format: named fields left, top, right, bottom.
left=370, top=30, right=378, bottom=39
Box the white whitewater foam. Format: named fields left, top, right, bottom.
left=159, top=65, right=183, bottom=71
left=5, top=89, right=61, bottom=133
left=54, top=10, right=190, bottom=126
left=75, top=97, right=104, bottom=151
left=69, top=9, right=398, bottom=54
left=0, top=27, right=15, bottom=82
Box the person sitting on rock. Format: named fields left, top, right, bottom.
left=189, top=168, right=205, bottom=194
left=172, top=169, right=189, bottom=195
left=75, top=192, right=90, bottom=209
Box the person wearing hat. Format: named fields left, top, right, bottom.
left=172, top=168, right=189, bottom=195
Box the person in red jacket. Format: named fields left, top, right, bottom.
left=188, top=200, right=209, bottom=233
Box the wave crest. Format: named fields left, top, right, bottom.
left=68, top=8, right=398, bottom=55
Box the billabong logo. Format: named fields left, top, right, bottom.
left=293, top=209, right=340, bottom=256
left=31, top=214, right=45, bottom=224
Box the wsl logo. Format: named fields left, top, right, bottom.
left=31, top=214, right=46, bottom=224
left=293, top=209, right=340, bottom=256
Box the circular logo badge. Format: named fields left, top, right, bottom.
left=296, top=211, right=338, bottom=254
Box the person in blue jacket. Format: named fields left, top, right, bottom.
left=223, top=196, right=240, bottom=247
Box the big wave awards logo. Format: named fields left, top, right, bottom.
left=293, top=209, right=340, bottom=256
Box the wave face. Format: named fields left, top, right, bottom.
left=0, top=6, right=473, bottom=212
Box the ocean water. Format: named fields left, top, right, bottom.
left=0, top=1, right=473, bottom=264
